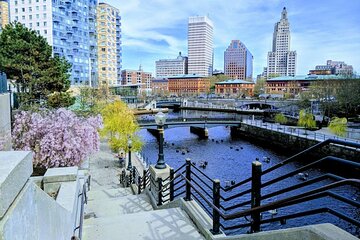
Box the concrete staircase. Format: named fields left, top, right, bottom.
left=83, top=146, right=204, bottom=240
left=83, top=186, right=204, bottom=240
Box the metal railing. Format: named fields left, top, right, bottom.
left=73, top=176, right=91, bottom=239
left=243, top=119, right=360, bottom=144
left=127, top=139, right=360, bottom=236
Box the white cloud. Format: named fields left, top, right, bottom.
left=107, top=0, right=360, bottom=75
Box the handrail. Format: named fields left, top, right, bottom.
left=222, top=139, right=360, bottom=192
left=128, top=141, right=360, bottom=235
left=73, top=177, right=90, bottom=239
left=182, top=173, right=360, bottom=220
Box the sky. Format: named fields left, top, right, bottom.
left=106, top=0, right=360, bottom=77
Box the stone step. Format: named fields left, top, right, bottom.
left=85, top=193, right=153, bottom=218
left=87, top=187, right=133, bottom=201
left=83, top=207, right=204, bottom=240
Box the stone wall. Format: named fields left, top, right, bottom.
left=232, top=123, right=359, bottom=162
left=0, top=151, right=87, bottom=240
left=0, top=93, right=11, bottom=150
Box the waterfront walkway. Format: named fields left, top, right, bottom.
left=83, top=140, right=204, bottom=240
left=242, top=119, right=360, bottom=144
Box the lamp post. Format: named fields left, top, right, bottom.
left=127, top=138, right=133, bottom=171
left=155, top=111, right=167, bottom=169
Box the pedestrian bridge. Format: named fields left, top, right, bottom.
left=137, top=117, right=242, bottom=129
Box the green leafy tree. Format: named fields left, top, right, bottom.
left=253, top=77, right=266, bottom=97
left=100, top=100, right=142, bottom=153
left=274, top=113, right=287, bottom=124
left=329, top=117, right=347, bottom=137
left=0, top=22, right=72, bottom=108
left=298, top=109, right=316, bottom=130
left=207, top=74, right=231, bottom=89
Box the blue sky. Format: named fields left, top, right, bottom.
left=106, top=0, right=360, bottom=77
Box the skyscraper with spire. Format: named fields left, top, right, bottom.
left=266, top=7, right=296, bottom=78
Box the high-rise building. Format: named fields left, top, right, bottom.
left=97, top=3, right=122, bottom=87
left=9, top=0, right=98, bottom=85
left=188, top=16, right=213, bottom=76
left=266, top=7, right=296, bottom=78
left=315, top=60, right=353, bottom=76
left=224, top=40, right=253, bottom=80
left=0, top=0, right=9, bottom=31
left=121, top=66, right=152, bottom=92
left=155, top=52, right=188, bottom=78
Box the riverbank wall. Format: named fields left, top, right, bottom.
left=231, top=123, right=359, bottom=162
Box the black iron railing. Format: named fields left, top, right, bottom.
left=122, top=139, right=360, bottom=236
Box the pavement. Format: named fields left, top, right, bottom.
left=83, top=140, right=204, bottom=240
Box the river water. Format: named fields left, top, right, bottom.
left=137, top=110, right=359, bottom=236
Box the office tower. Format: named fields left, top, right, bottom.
left=266, top=7, right=296, bottom=78
left=188, top=16, right=213, bottom=76
left=9, top=0, right=98, bottom=85
left=0, top=0, right=9, bottom=31
left=97, top=2, right=122, bottom=87
left=155, top=52, right=188, bottom=78
left=224, top=40, right=253, bottom=80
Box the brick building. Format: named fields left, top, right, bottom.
left=215, top=79, right=254, bottom=97
left=168, top=74, right=210, bottom=95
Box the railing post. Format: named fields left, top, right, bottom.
left=138, top=175, right=142, bottom=194
left=132, top=167, right=136, bottom=184
left=143, top=170, right=147, bottom=190
left=185, top=158, right=192, bottom=201
left=211, top=179, right=221, bottom=235
left=170, top=168, right=174, bottom=201
left=157, top=177, right=163, bottom=206
left=251, top=161, right=262, bottom=233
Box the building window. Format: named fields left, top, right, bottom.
left=29, top=15, right=32, bottom=19
left=43, top=5, right=46, bottom=10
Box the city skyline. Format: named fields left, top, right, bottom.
left=106, top=0, right=360, bottom=77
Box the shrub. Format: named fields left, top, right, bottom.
left=329, top=117, right=347, bottom=137
left=298, top=109, right=316, bottom=130
left=12, top=108, right=102, bottom=168
left=274, top=113, right=287, bottom=124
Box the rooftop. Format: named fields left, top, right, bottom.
left=216, top=79, right=255, bottom=85
left=268, top=75, right=360, bottom=81
left=167, top=74, right=207, bottom=79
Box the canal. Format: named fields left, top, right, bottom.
left=137, top=110, right=359, bottom=236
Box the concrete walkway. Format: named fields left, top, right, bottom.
left=83, top=140, right=204, bottom=240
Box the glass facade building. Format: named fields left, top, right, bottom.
left=224, top=40, right=253, bottom=80
left=9, top=0, right=98, bottom=85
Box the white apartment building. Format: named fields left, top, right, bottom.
left=155, top=52, right=188, bottom=78
left=267, top=7, right=296, bottom=78
left=188, top=16, right=213, bottom=77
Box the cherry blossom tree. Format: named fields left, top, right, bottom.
left=12, top=108, right=102, bottom=168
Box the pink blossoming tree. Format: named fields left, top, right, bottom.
left=12, top=108, right=103, bottom=168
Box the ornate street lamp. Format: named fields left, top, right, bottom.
left=127, top=138, right=133, bottom=171
left=154, top=111, right=167, bottom=169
